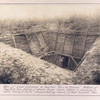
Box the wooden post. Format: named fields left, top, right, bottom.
left=55, top=21, right=61, bottom=51
left=41, top=32, right=46, bottom=44
left=82, top=35, right=88, bottom=56
left=62, top=34, right=66, bottom=53
left=11, top=34, right=17, bottom=48
left=41, top=32, right=48, bottom=51
left=54, top=32, right=59, bottom=51
left=71, top=56, right=78, bottom=67
left=48, top=32, right=52, bottom=51
left=24, top=34, right=32, bottom=54
left=34, top=32, right=41, bottom=47
left=71, top=34, right=76, bottom=56
left=67, top=57, right=71, bottom=69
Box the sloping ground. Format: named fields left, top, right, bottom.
left=1, top=36, right=100, bottom=84
left=0, top=42, right=74, bottom=84
left=75, top=37, right=100, bottom=84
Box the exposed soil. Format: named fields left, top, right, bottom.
left=0, top=42, right=74, bottom=84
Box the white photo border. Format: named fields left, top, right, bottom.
left=0, top=0, right=100, bottom=100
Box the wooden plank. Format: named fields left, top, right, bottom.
left=26, top=34, right=41, bottom=56
left=71, top=34, right=76, bottom=55
left=48, top=33, right=56, bottom=52
left=55, top=22, right=61, bottom=51
left=24, top=35, right=32, bottom=54
left=56, top=43, right=64, bottom=53
left=55, top=51, right=81, bottom=59
left=55, top=33, right=59, bottom=51
left=74, top=55, right=86, bottom=71
left=41, top=32, right=49, bottom=53
left=62, top=34, right=66, bottom=53
left=67, top=57, right=71, bottom=69
left=82, top=34, right=88, bottom=56
left=71, top=56, right=78, bottom=67
left=47, top=32, right=51, bottom=51
left=72, top=50, right=83, bottom=58
left=34, top=32, right=41, bottom=47
left=41, top=32, right=47, bottom=44
left=11, top=34, right=17, bottom=48
left=37, top=33, right=47, bottom=50
left=72, top=34, right=87, bottom=58
left=63, top=35, right=74, bottom=55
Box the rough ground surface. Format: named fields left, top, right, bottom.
left=1, top=36, right=100, bottom=84
left=75, top=37, right=100, bottom=84
left=0, top=42, right=74, bottom=84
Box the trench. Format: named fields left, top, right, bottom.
left=24, top=32, right=98, bottom=71
left=0, top=31, right=98, bottom=71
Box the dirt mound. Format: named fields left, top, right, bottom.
left=0, top=42, right=74, bottom=84
left=76, top=37, right=100, bottom=84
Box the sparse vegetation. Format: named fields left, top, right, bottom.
left=0, top=15, right=100, bottom=35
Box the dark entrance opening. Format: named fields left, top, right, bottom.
left=17, top=34, right=26, bottom=37
left=41, top=54, right=81, bottom=71
left=60, top=55, right=81, bottom=70
left=61, top=56, right=69, bottom=68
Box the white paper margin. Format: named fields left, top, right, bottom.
left=0, top=0, right=100, bottom=100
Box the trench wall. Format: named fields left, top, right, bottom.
left=0, top=32, right=15, bottom=47
left=48, top=32, right=98, bottom=59
left=14, top=35, right=31, bottom=53
left=0, top=33, right=31, bottom=53
left=0, top=31, right=98, bottom=59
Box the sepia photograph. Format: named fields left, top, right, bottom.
left=0, top=3, right=100, bottom=85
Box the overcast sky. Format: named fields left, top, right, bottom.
left=0, top=4, right=100, bottom=20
